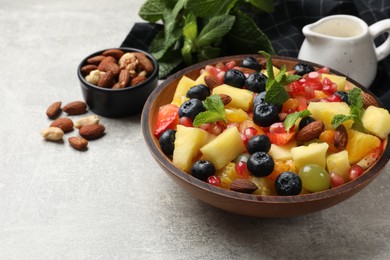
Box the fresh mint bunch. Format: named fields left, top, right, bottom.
left=331, top=88, right=364, bottom=129
left=139, top=0, right=275, bottom=78
left=193, top=95, right=226, bottom=127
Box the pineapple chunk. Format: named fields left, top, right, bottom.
left=261, top=66, right=280, bottom=77
left=195, top=71, right=209, bottom=85
left=307, top=102, right=353, bottom=129
left=173, top=125, right=209, bottom=173
left=172, top=76, right=196, bottom=101
left=291, top=142, right=329, bottom=169
left=321, top=73, right=347, bottom=91
left=362, top=106, right=390, bottom=139
left=225, top=108, right=250, bottom=123
left=326, top=150, right=350, bottom=180
left=200, top=126, right=246, bottom=169
left=268, top=140, right=297, bottom=161
left=212, top=84, right=254, bottom=111
left=346, top=129, right=381, bottom=164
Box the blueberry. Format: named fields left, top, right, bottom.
left=253, top=103, right=280, bottom=127
left=335, top=91, right=350, bottom=104
left=275, top=171, right=302, bottom=196
left=245, top=72, right=267, bottom=93
left=247, top=135, right=271, bottom=154
left=224, top=69, right=246, bottom=88
left=240, top=57, right=261, bottom=71
left=178, top=99, right=205, bottom=121
left=159, top=129, right=176, bottom=156
left=247, top=151, right=274, bottom=177
left=253, top=91, right=266, bottom=108
left=186, top=84, right=210, bottom=101
left=294, top=62, right=315, bottom=76
left=298, top=116, right=316, bottom=130
left=190, top=160, right=216, bottom=181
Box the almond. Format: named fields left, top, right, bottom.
left=295, top=120, right=324, bottom=142
left=218, top=94, right=232, bottom=105
left=97, top=71, right=115, bottom=88
left=102, top=49, right=124, bottom=60
left=134, top=52, right=154, bottom=74
left=46, top=101, right=62, bottom=118
left=112, top=82, right=123, bottom=89
left=362, top=92, right=379, bottom=109
left=204, top=75, right=221, bottom=90
left=50, top=118, right=74, bottom=133
left=63, top=101, right=87, bottom=115
left=80, top=64, right=98, bottom=76
left=68, top=136, right=88, bottom=150
left=79, top=124, right=105, bottom=140
left=97, top=56, right=117, bottom=71
left=104, top=62, right=120, bottom=76
left=118, top=69, right=131, bottom=87
left=131, top=75, right=146, bottom=86
left=230, top=179, right=258, bottom=194
left=334, top=124, right=348, bottom=150
left=87, top=55, right=106, bottom=65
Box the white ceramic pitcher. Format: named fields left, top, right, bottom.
left=298, top=15, right=390, bottom=87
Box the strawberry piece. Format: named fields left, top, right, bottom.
left=266, top=132, right=295, bottom=146
left=154, top=104, right=179, bottom=137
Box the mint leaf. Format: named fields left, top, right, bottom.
left=186, top=0, right=234, bottom=17
left=193, top=95, right=226, bottom=127
left=331, top=114, right=354, bottom=129
left=249, top=0, right=275, bottom=12
left=195, top=15, right=235, bottom=47
left=139, top=0, right=164, bottom=22
left=331, top=88, right=364, bottom=129
left=284, top=110, right=312, bottom=132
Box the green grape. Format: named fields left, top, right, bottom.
left=298, top=164, right=330, bottom=192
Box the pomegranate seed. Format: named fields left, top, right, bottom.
left=304, top=86, right=315, bottom=99
left=210, top=124, right=223, bottom=135
left=326, top=94, right=342, bottom=102
left=205, top=65, right=218, bottom=76
left=307, top=71, right=321, bottom=83
left=323, top=82, right=337, bottom=95
left=330, top=172, right=345, bottom=188
left=199, top=123, right=212, bottom=132
left=269, top=122, right=286, bottom=134
left=217, top=71, right=225, bottom=83
left=318, top=67, right=330, bottom=73
left=309, top=82, right=323, bottom=90
left=179, top=116, right=193, bottom=127
left=322, top=77, right=332, bottom=85
left=349, top=165, right=364, bottom=180
left=235, top=161, right=249, bottom=179
left=242, top=127, right=258, bottom=145
left=207, top=176, right=221, bottom=187
left=225, top=60, right=236, bottom=70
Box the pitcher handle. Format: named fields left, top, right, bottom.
left=369, top=19, right=390, bottom=61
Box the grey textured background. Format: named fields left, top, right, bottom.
left=0, top=0, right=389, bottom=259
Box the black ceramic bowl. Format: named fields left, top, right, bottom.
left=77, top=47, right=159, bottom=118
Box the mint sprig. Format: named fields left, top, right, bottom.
left=259, top=51, right=300, bottom=106
left=193, top=95, right=226, bottom=127
left=284, top=110, right=312, bottom=132
left=331, top=88, right=364, bottom=129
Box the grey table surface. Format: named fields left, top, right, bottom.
left=1, top=0, right=390, bottom=259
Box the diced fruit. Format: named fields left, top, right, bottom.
left=173, top=125, right=209, bottom=173
left=326, top=150, right=350, bottom=180
left=224, top=69, right=246, bottom=88
left=212, top=84, right=254, bottom=111
left=291, top=142, right=329, bottom=169
left=307, top=102, right=353, bottom=129
left=225, top=108, right=250, bottom=123
left=247, top=151, right=274, bottom=177
left=200, top=126, right=246, bottom=170
left=356, top=146, right=383, bottom=170
left=268, top=140, right=297, bottom=161
left=348, top=164, right=364, bottom=180
left=251, top=176, right=275, bottom=195
left=268, top=159, right=297, bottom=181
left=346, top=129, right=381, bottom=164
left=190, top=160, right=216, bottom=181
left=267, top=132, right=295, bottom=146
left=330, top=172, right=345, bottom=188
left=215, top=162, right=238, bottom=189
left=321, top=73, right=346, bottom=91
left=261, top=66, right=280, bottom=77
left=275, top=171, right=302, bottom=196
left=299, top=164, right=330, bottom=192
left=172, top=76, right=196, bottom=101
left=319, top=129, right=339, bottom=153
left=362, top=106, right=390, bottom=139
left=239, top=120, right=265, bottom=135
left=195, top=71, right=209, bottom=85
left=154, top=104, right=179, bottom=137
left=171, top=96, right=189, bottom=107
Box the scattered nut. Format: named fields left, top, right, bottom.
left=334, top=124, right=348, bottom=150
left=74, top=115, right=99, bottom=129
left=68, top=136, right=88, bottom=151
left=97, top=56, right=117, bottom=71
left=230, top=179, right=258, bottom=194
left=50, top=118, right=74, bottom=133
left=295, top=120, right=324, bottom=142
left=87, top=55, right=106, bottom=65
left=97, top=71, right=116, bottom=88
left=80, top=64, right=98, bottom=76
left=41, top=127, right=64, bottom=141
left=63, top=101, right=87, bottom=115
left=204, top=75, right=221, bottom=89
left=79, top=124, right=105, bottom=140
left=46, top=101, right=62, bottom=118
left=102, top=49, right=124, bottom=60
left=362, top=92, right=379, bottom=109
left=130, top=75, right=146, bottom=86
left=218, top=94, right=232, bottom=105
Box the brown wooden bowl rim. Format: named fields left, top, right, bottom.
left=141, top=54, right=390, bottom=204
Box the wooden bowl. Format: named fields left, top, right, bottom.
left=141, top=55, right=390, bottom=218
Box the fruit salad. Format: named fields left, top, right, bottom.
left=154, top=53, right=390, bottom=196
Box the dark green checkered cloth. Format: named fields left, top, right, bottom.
left=121, top=0, right=390, bottom=109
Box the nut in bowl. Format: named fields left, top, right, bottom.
left=78, top=47, right=158, bottom=118
left=142, top=54, right=390, bottom=218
